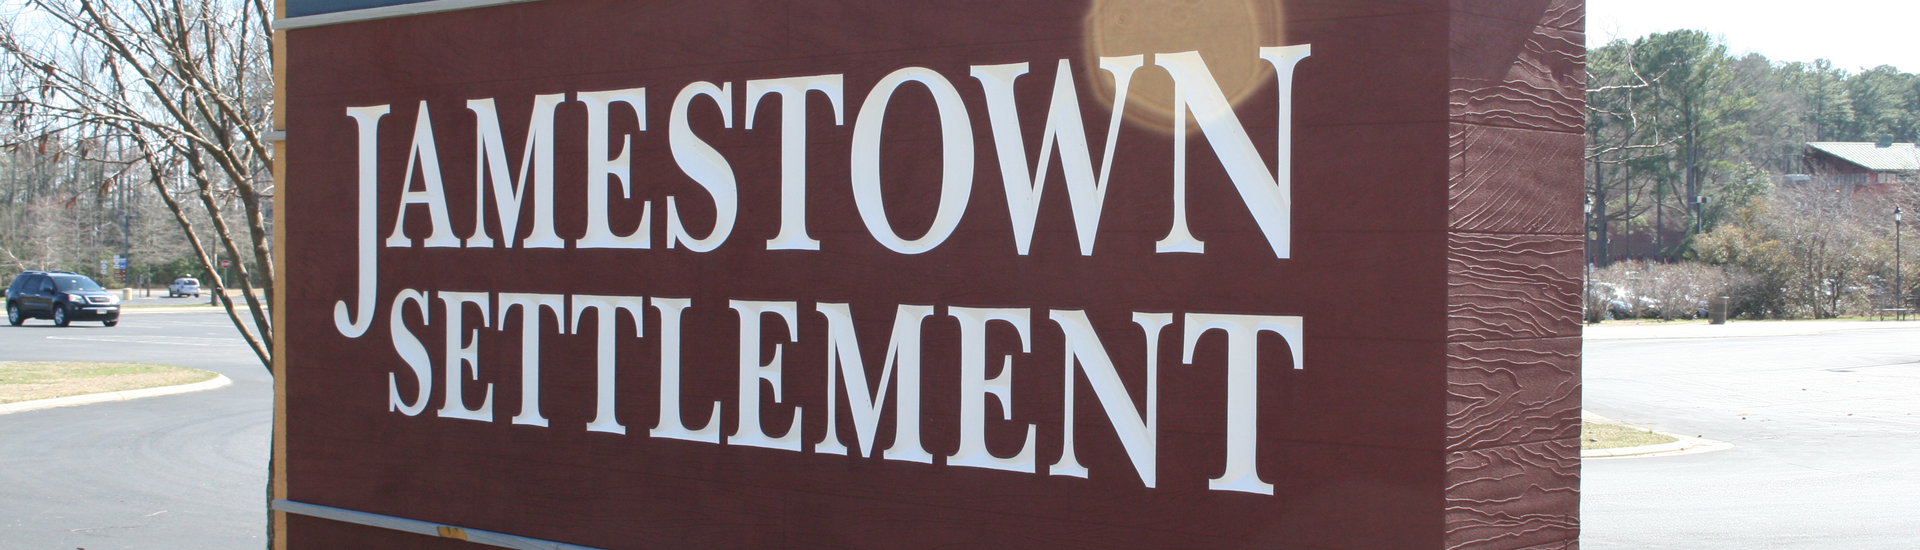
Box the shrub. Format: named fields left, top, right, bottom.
left=1587, top=261, right=1728, bottom=320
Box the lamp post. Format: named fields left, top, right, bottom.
left=1693, top=195, right=1711, bottom=234
left=1585, top=196, right=1595, bottom=323
left=1898, top=206, right=1905, bottom=320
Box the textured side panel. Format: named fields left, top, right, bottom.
left=1444, top=439, right=1579, bottom=550
left=1448, top=0, right=1583, bottom=30
left=1445, top=338, right=1579, bottom=451
left=1448, top=124, right=1584, bottom=235
left=1537, top=0, right=1582, bottom=30
left=1449, top=15, right=1585, bottom=133
left=1446, top=234, right=1580, bottom=341
left=1509, top=539, right=1578, bottom=550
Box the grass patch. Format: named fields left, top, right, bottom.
left=0, top=362, right=218, bottom=404
left=1582, top=421, right=1679, bottom=450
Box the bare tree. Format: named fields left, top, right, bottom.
left=1, top=0, right=274, bottom=369
left=1696, top=184, right=1899, bottom=318
left=1587, top=40, right=1681, bottom=266
left=22, top=195, right=79, bottom=270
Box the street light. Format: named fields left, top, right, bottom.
left=1693, top=195, right=1712, bottom=234
left=1898, top=206, right=1905, bottom=320
left=1585, top=196, right=1595, bottom=323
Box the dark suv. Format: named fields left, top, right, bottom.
left=6, top=271, right=121, bottom=327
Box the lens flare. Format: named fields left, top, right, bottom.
left=1083, top=0, right=1280, bottom=134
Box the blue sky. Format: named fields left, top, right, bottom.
left=1587, top=0, right=1920, bottom=73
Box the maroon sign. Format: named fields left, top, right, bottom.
left=279, top=1, right=1583, bottom=549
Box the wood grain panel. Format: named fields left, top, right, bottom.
left=1445, top=234, right=1580, bottom=342
left=1512, top=540, right=1578, bottom=550
left=1443, top=439, right=1579, bottom=550
left=1450, top=0, right=1583, bottom=31
left=1448, top=14, right=1585, bottom=134
left=1449, top=124, right=1584, bottom=235
left=1445, top=337, right=1579, bottom=451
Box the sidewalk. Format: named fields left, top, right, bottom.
left=1584, top=319, right=1919, bottom=340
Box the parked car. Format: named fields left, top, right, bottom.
left=169, top=277, right=201, bottom=298
left=1588, top=282, right=1634, bottom=320
left=6, top=271, right=121, bottom=327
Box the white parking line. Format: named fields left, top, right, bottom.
left=44, top=335, right=243, bottom=347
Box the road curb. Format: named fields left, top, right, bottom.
left=1581, top=410, right=1734, bottom=459
left=1585, top=319, right=1920, bottom=341
left=0, top=374, right=233, bottom=415
left=118, top=307, right=226, bottom=314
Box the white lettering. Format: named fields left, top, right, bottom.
left=815, top=303, right=935, bottom=462
left=577, top=89, right=652, bottom=249
left=387, top=289, right=433, bottom=416
left=499, top=293, right=566, bottom=427
left=728, top=300, right=804, bottom=451
left=1049, top=310, right=1169, bottom=487
left=666, top=82, right=739, bottom=252
left=1182, top=312, right=1303, bottom=495
left=386, top=101, right=460, bottom=248
left=649, top=297, right=722, bottom=442
left=336, top=105, right=389, bottom=339
left=850, top=67, right=974, bottom=254
left=573, top=295, right=646, bottom=434
left=436, top=291, right=494, bottom=422
left=464, top=95, right=566, bottom=249
left=973, top=56, right=1142, bottom=255
left=747, top=75, right=845, bottom=251
left=1155, top=49, right=1309, bottom=258
left=947, top=307, right=1036, bottom=473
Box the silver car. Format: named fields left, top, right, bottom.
left=168, top=277, right=201, bottom=298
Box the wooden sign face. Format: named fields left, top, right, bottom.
left=279, top=1, right=1584, bottom=549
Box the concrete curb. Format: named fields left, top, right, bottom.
left=118, top=307, right=226, bottom=314
left=0, top=374, right=232, bottom=415
left=1585, top=319, right=1919, bottom=341
left=1581, top=410, right=1734, bottom=459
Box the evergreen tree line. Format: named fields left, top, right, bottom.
left=1588, top=30, right=1918, bottom=319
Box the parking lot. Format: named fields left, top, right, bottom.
left=1583, top=322, right=1920, bottom=549
left=0, top=307, right=269, bottom=550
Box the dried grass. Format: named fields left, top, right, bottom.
left=1581, top=421, right=1679, bottom=450
left=0, top=362, right=217, bottom=404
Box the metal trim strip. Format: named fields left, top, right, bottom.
left=271, top=500, right=604, bottom=550
left=273, top=0, right=542, bottom=30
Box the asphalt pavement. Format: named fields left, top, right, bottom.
left=0, top=305, right=269, bottom=550
left=2, top=307, right=1915, bottom=549
left=1583, top=321, right=1920, bottom=550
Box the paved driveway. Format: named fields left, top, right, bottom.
left=0, top=308, right=269, bottom=550
left=1583, top=321, right=1920, bottom=550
